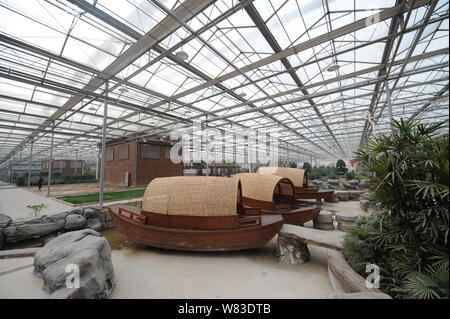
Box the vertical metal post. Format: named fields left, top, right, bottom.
left=99, top=80, right=108, bottom=209
left=75, top=148, right=78, bottom=175
left=205, top=117, right=209, bottom=177
left=247, top=135, right=251, bottom=173
left=385, top=79, right=394, bottom=131
left=96, top=148, right=100, bottom=181
left=47, top=122, right=54, bottom=195
left=27, top=139, right=33, bottom=187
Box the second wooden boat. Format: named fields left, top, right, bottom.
left=234, top=173, right=320, bottom=225
left=257, top=167, right=335, bottom=203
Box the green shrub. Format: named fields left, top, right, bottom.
left=346, top=171, right=356, bottom=180
left=345, top=119, right=449, bottom=298
left=16, top=176, right=26, bottom=186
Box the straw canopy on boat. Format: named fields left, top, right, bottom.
left=234, top=173, right=294, bottom=203
left=142, top=176, right=239, bottom=216
left=257, top=167, right=307, bottom=187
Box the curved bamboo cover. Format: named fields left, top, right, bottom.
left=142, top=176, right=239, bottom=216
left=257, top=167, right=306, bottom=187
left=234, top=173, right=293, bottom=203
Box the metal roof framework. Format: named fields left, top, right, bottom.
left=0, top=0, right=448, bottom=169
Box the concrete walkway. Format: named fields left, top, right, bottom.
left=110, top=237, right=331, bottom=299
left=0, top=256, right=47, bottom=299
left=0, top=186, right=71, bottom=220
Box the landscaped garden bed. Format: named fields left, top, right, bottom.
left=59, top=189, right=145, bottom=204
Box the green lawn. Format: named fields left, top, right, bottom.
left=60, top=189, right=145, bottom=204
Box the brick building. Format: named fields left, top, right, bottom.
left=42, top=160, right=85, bottom=175
left=105, top=140, right=182, bottom=187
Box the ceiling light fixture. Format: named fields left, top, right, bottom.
left=118, top=85, right=129, bottom=93
left=175, top=50, right=189, bottom=60
left=326, top=60, right=340, bottom=72
left=238, top=92, right=247, bottom=98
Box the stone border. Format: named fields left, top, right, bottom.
left=327, top=249, right=391, bottom=298
left=0, top=247, right=40, bottom=259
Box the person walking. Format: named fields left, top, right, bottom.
left=37, top=175, right=44, bottom=191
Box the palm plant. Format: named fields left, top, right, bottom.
left=346, top=119, right=449, bottom=298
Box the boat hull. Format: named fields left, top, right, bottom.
left=295, top=190, right=335, bottom=200
left=260, top=206, right=321, bottom=226
left=109, top=205, right=284, bottom=252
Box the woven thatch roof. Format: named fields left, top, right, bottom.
left=142, top=176, right=239, bottom=216
left=257, top=167, right=306, bottom=187
left=234, top=173, right=294, bottom=203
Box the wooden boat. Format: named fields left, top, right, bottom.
left=234, top=173, right=320, bottom=225
left=257, top=167, right=335, bottom=203
left=109, top=176, right=284, bottom=252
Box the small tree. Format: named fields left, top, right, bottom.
left=289, top=162, right=297, bottom=168
left=27, top=204, right=47, bottom=217
left=336, top=159, right=347, bottom=175
left=302, top=162, right=312, bottom=173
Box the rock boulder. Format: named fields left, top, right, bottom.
left=34, top=229, right=114, bottom=299
left=64, top=214, right=87, bottom=231
left=0, top=213, right=12, bottom=228
left=0, top=228, right=5, bottom=250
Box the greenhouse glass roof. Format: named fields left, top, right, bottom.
left=0, top=0, right=448, bottom=166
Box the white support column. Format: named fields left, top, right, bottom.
left=205, top=118, right=209, bottom=177
left=99, top=81, right=109, bottom=209
left=75, top=148, right=78, bottom=175
left=247, top=135, right=251, bottom=173
left=27, top=139, right=33, bottom=187
left=47, top=122, right=54, bottom=195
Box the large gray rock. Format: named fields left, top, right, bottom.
left=359, top=179, right=371, bottom=189
left=86, top=218, right=102, bottom=231
left=313, top=211, right=334, bottom=231
left=343, top=182, right=359, bottom=190
left=64, top=214, right=87, bottom=231
left=360, top=199, right=370, bottom=212
left=34, top=229, right=114, bottom=299
left=4, top=213, right=67, bottom=243
left=0, top=228, right=5, bottom=250
left=0, top=213, right=12, bottom=228
left=328, top=179, right=339, bottom=185
left=82, top=206, right=101, bottom=219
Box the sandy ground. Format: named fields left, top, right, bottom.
left=0, top=240, right=331, bottom=299
left=110, top=237, right=331, bottom=299
left=0, top=187, right=72, bottom=220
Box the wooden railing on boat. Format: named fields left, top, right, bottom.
left=238, top=215, right=261, bottom=227
left=117, top=207, right=147, bottom=224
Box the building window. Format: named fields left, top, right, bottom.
left=106, top=148, right=114, bottom=161
left=141, top=144, right=160, bottom=159
left=70, top=161, right=82, bottom=168
left=118, top=145, right=129, bottom=160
